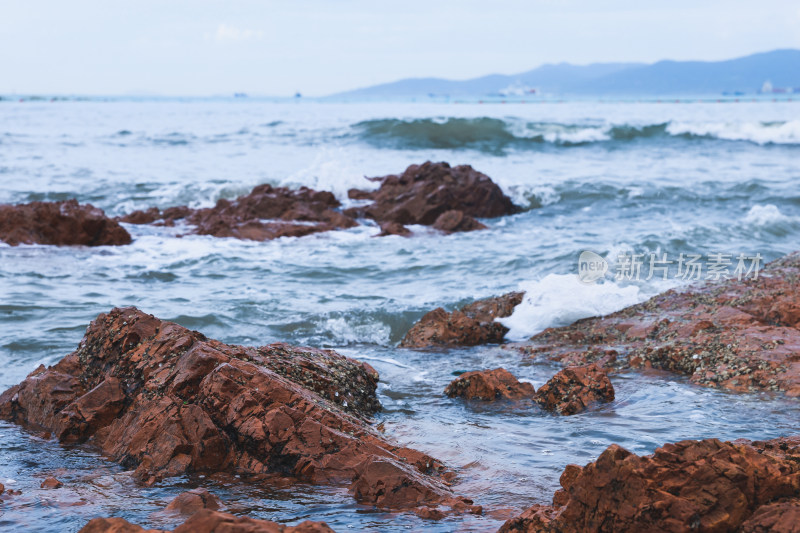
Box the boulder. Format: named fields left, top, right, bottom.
left=534, top=364, right=614, bottom=415
left=0, top=308, right=476, bottom=514
left=346, top=161, right=518, bottom=232
left=164, top=488, right=221, bottom=515
left=518, top=252, right=800, bottom=395
left=120, top=185, right=357, bottom=241
left=500, top=436, right=800, bottom=533
left=400, top=292, right=524, bottom=348
left=0, top=200, right=132, bottom=246
left=79, top=510, right=335, bottom=532
left=40, top=476, right=63, bottom=489
left=376, top=221, right=411, bottom=237
left=444, top=368, right=534, bottom=401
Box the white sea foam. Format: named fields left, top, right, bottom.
left=744, top=204, right=793, bottom=226
left=498, top=274, right=642, bottom=341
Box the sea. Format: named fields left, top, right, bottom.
left=1, top=96, right=799, bottom=532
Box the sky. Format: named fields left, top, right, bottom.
left=1, top=0, right=799, bottom=97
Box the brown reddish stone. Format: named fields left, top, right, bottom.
left=444, top=368, right=535, bottom=401
left=740, top=500, right=800, bottom=532
left=500, top=436, right=800, bottom=533
left=40, top=476, right=63, bottom=489
left=400, top=292, right=524, bottom=348
left=376, top=221, right=411, bottom=237
left=432, top=210, right=487, bottom=234
left=0, top=307, right=475, bottom=514
left=120, top=185, right=357, bottom=241
left=79, top=510, right=335, bottom=532
left=517, top=252, right=800, bottom=395
left=164, top=488, right=221, bottom=515
left=534, top=364, right=614, bottom=415
left=346, top=161, right=518, bottom=231
left=0, top=200, right=132, bottom=246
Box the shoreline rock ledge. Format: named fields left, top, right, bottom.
left=0, top=307, right=480, bottom=517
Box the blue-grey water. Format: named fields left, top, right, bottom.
left=1, top=98, right=799, bottom=532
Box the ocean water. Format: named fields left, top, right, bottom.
left=1, top=98, right=799, bottom=532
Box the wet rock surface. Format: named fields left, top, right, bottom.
left=401, top=292, right=524, bottom=348
left=534, top=364, right=614, bottom=415
left=163, top=488, right=221, bottom=515
left=120, top=185, right=357, bottom=241
left=79, top=510, right=335, bottom=532
left=517, top=252, right=800, bottom=395
left=0, top=200, right=132, bottom=246
left=445, top=368, right=535, bottom=401
left=0, top=307, right=478, bottom=514
left=40, top=476, right=63, bottom=489
left=345, top=161, right=518, bottom=232
left=500, top=435, right=800, bottom=533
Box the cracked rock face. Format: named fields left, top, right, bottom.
left=533, top=364, right=614, bottom=415
left=0, top=307, right=478, bottom=514
left=500, top=436, right=800, bottom=533
left=518, top=252, right=800, bottom=396
left=0, top=200, right=132, bottom=246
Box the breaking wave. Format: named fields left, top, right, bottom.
left=351, top=117, right=800, bottom=152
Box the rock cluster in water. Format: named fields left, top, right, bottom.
left=79, top=509, right=335, bottom=532
left=346, top=161, right=518, bottom=236
left=0, top=199, right=132, bottom=246
left=520, top=252, right=800, bottom=395
left=0, top=307, right=480, bottom=517
left=445, top=365, right=614, bottom=415
left=400, top=292, right=524, bottom=348
left=500, top=436, right=800, bottom=533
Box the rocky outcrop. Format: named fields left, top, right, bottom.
left=534, top=364, right=614, bottom=415
left=0, top=308, right=479, bottom=515
left=345, top=161, right=518, bottom=234
left=500, top=436, right=800, bottom=533
left=0, top=200, right=132, bottom=246
left=518, top=252, right=800, bottom=395
left=120, top=185, right=357, bottom=241
left=445, top=368, right=534, bottom=401
left=400, top=292, right=524, bottom=348
left=79, top=510, right=335, bottom=532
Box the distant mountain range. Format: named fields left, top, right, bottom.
left=329, top=49, right=800, bottom=99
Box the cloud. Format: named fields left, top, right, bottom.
left=205, top=24, right=263, bottom=42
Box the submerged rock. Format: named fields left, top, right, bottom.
left=517, top=252, right=800, bottom=395
left=164, top=488, right=221, bottom=516
left=0, top=308, right=477, bottom=514
left=79, top=510, right=334, bottom=532
left=500, top=436, right=800, bottom=533
left=444, top=368, right=534, bottom=401
left=120, top=185, right=357, bottom=241
left=534, top=364, right=614, bottom=415
left=0, top=200, right=132, bottom=246
left=346, top=161, right=518, bottom=232
left=40, top=476, right=63, bottom=489
left=400, top=292, right=524, bottom=348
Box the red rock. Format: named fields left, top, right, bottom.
left=741, top=500, right=800, bottom=532
left=376, top=221, right=411, bottom=237
left=400, top=292, right=524, bottom=348
left=534, top=364, right=614, bottom=415
left=501, top=436, right=800, bottom=533
left=444, top=368, right=534, bottom=401
left=517, top=252, right=800, bottom=394
left=432, top=210, right=487, bottom=234
left=0, top=307, right=474, bottom=514
left=0, top=200, right=132, bottom=246
left=79, top=510, right=335, bottom=533
left=0, top=483, right=4, bottom=493
left=40, top=476, right=63, bottom=489
left=348, top=161, right=518, bottom=231
left=120, top=185, right=357, bottom=241
left=164, top=488, right=220, bottom=515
